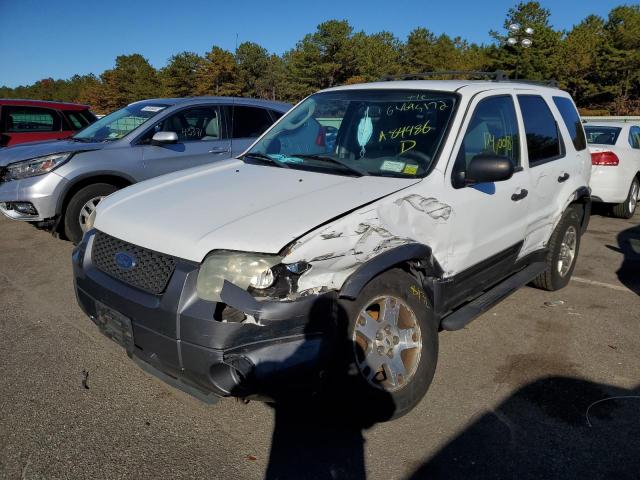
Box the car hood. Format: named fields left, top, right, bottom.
left=95, top=159, right=420, bottom=262
left=0, top=139, right=104, bottom=166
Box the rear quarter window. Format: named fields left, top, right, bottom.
left=552, top=97, right=587, bottom=151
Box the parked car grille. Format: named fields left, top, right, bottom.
left=0, top=167, right=7, bottom=183
left=91, top=231, right=176, bottom=294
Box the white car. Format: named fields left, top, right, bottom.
left=73, top=78, right=592, bottom=419
left=584, top=122, right=640, bottom=218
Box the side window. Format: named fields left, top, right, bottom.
left=4, top=106, right=61, bottom=133
left=517, top=95, right=562, bottom=166
left=453, top=95, right=520, bottom=183
left=231, top=106, right=273, bottom=138
left=552, top=96, right=587, bottom=151
left=157, top=106, right=222, bottom=142
left=629, top=126, right=640, bottom=149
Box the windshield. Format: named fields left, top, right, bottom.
left=245, top=90, right=458, bottom=177
left=584, top=126, right=621, bottom=145
left=73, top=103, right=169, bottom=142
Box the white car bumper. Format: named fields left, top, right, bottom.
left=589, top=166, right=629, bottom=204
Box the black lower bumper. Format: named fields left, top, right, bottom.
left=72, top=231, right=338, bottom=402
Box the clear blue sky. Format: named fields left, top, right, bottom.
left=0, top=0, right=626, bottom=88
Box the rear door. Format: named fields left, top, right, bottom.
left=0, top=105, right=66, bottom=145
left=445, top=92, right=531, bottom=294
left=227, top=105, right=277, bottom=157
left=139, top=105, right=231, bottom=180
left=516, top=94, right=579, bottom=255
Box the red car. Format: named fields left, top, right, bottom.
left=0, top=99, right=97, bottom=147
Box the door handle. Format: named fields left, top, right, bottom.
left=511, top=189, right=528, bottom=201
left=209, top=147, right=230, bottom=154
left=557, top=172, right=570, bottom=183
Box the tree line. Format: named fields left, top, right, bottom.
left=2, top=2, right=639, bottom=115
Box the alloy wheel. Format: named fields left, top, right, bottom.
left=629, top=180, right=639, bottom=214
left=353, top=295, right=422, bottom=392
left=78, top=196, right=104, bottom=232
left=557, top=225, right=577, bottom=277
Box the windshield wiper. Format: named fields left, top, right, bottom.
left=242, top=152, right=291, bottom=169
left=69, top=137, right=93, bottom=143
left=288, top=153, right=368, bottom=177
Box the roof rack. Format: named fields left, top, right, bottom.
left=378, top=70, right=558, bottom=88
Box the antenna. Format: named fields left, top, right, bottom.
left=230, top=33, right=239, bottom=157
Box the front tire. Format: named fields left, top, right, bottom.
left=341, top=269, right=438, bottom=420
left=612, top=177, right=639, bottom=219
left=64, top=183, right=118, bottom=244
left=532, top=206, right=581, bottom=291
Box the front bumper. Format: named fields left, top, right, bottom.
left=72, top=230, right=338, bottom=402
left=0, top=172, right=68, bottom=221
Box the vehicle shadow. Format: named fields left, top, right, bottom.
left=234, top=296, right=396, bottom=480
left=407, top=376, right=640, bottom=480
left=611, top=223, right=640, bottom=295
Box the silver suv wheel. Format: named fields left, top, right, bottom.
left=353, top=295, right=422, bottom=392
left=78, top=196, right=104, bottom=232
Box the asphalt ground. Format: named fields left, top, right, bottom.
left=0, top=207, right=638, bottom=480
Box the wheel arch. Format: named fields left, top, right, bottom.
left=338, top=243, right=444, bottom=301
left=55, top=173, right=135, bottom=234
left=567, top=185, right=592, bottom=234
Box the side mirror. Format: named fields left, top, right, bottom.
left=151, top=131, right=178, bottom=145
left=464, top=154, right=514, bottom=185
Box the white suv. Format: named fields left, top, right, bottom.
left=73, top=79, right=592, bottom=419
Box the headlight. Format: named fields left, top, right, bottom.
left=5, top=152, right=72, bottom=180
left=196, top=251, right=282, bottom=302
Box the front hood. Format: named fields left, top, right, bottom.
left=0, top=140, right=104, bottom=166
left=95, top=159, right=419, bottom=262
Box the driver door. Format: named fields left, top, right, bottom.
left=140, top=105, right=230, bottom=180
left=443, top=93, right=531, bottom=293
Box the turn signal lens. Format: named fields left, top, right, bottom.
left=591, top=151, right=619, bottom=166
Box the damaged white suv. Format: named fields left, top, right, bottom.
left=73, top=79, right=592, bottom=419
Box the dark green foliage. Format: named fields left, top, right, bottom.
left=2, top=3, right=639, bottom=114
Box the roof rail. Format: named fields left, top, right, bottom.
left=378, top=70, right=559, bottom=88
left=379, top=71, right=509, bottom=82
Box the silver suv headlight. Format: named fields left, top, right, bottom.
left=5, top=152, right=72, bottom=180
left=196, top=251, right=282, bottom=302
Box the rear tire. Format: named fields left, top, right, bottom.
left=532, top=206, right=581, bottom=291
left=64, top=183, right=118, bottom=244
left=338, top=269, right=438, bottom=420
left=611, top=177, right=639, bottom=219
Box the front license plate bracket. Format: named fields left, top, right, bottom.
left=95, top=301, right=134, bottom=352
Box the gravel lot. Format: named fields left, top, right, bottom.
left=0, top=209, right=638, bottom=480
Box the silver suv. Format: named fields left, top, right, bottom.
left=0, top=97, right=290, bottom=243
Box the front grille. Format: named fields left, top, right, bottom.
left=92, top=231, right=176, bottom=294
left=0, top=167, right=7, bottom=183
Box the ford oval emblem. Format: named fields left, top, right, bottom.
left=114, top=252, right=136, bottom=270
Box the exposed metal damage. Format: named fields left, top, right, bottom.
left=282, top=192, right=453, bottom=296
